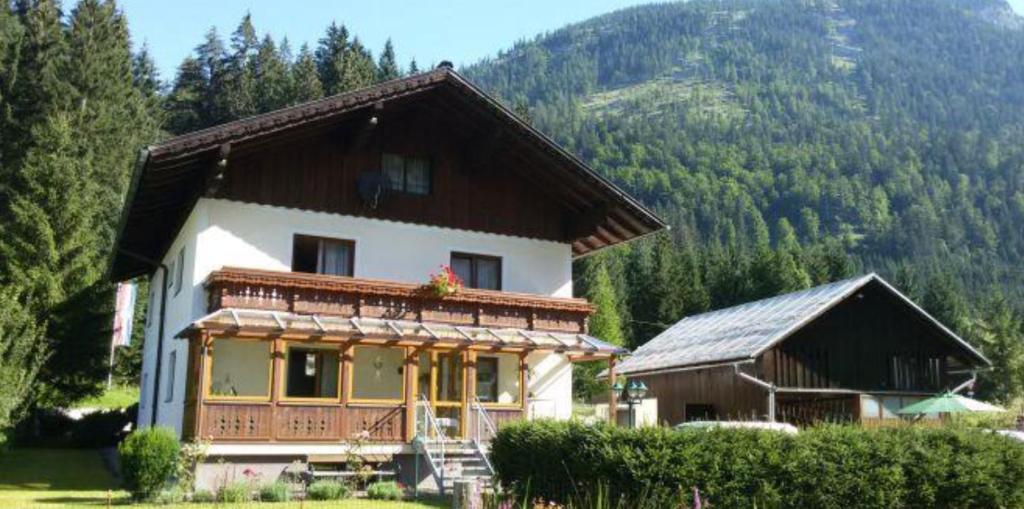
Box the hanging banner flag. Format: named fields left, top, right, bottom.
left=112, top=282, right=137, bottom=347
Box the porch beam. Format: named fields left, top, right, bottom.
left=270, top=338, right=284, bottom=440
left=607, top=356, right=617, bottom=426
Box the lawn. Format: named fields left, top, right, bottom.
left=72, top=386, right=139, bottom=410
left=0, top=448, right=444, bottom=508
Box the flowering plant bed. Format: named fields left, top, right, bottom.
left=426, top=265, right=463, bottom=297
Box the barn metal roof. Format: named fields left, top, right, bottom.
left=615, top=274, right=989, bottom=376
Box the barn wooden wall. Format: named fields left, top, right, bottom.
left=763, top=281, right=970, bottom=392
left=635, top=365, right=768, bottom=426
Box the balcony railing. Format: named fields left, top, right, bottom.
left=205, top=267, right=593, bottom=333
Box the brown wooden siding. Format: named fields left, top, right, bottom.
left=214, top=106, right=569, bottom=243
left=635, top=365, right=768, bottom=427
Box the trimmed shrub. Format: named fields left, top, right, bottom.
left=306, top=480, right=349, bottom=500
left=491, top=420, right=1024, bottom=509
left=367, top=480, right=403, bottom=500
left=217, top=481, right=252, bottom=503
left=191, top=489, right=215, bottom=503
left=117, top=427, right=179, bottom=500
left=152, top=486, right=186, bottom=505
left=259, top=481, right=292, bottom=502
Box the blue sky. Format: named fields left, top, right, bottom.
left=121, top=0, right=1024, bottom=81
left=119, top=0, right=654, bottom=81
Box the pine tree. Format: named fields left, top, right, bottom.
left=0, top=3, right=24, bottom=171
left=194, top=28, right=227, bottom=125
left=376, top=38, right=399, bottom=82
left=7, top=0, right=66, bottom=165
left=583, top=258, right=624, bottom=346
left=164, top=56, right=206, bottom=134
left=315, top=21, right=348, bottom=95
left=253, top=34, right=289, bottom=112
left=572, top=257, right=624, bottom=401
left=408, top=58, right=419, bottom=75
left=339, top=37, right=376, bottom=92
left=223, top=14, right=257, bottom=119
left=971, top=294, right=1024, bottom=402
left=0, top=287, right=46, bottom=446
left=289, top=43, right=323, bottom=102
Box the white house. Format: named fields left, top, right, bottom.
left=110, top=66, right=665, bottom=492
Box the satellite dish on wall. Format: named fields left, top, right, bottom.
left=357, top=172, right=389, bottom=209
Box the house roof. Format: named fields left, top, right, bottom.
left=177, top=307, right=628, bottom=357
left=110, top=67, right=666, bottom=281
left=614, top=274, right=990, bottom=376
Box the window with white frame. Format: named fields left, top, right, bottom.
left=165, top=351, right=176, bottom=402
left=174, top=247, right=185, bottom=295
left=292, top=235, right=355, bottom=277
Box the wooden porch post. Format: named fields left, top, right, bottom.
left=608, top=356, right=618, bottom=426
left=340, top=342, right=353, bottom=438
left=192, top=332, right=210, bottom=440
left=270, top=338, right=283, bottom=441
left=465, top=350, right=477, bottom=439
left=403, top=346, right=418, bottom=442
left=519, top=351, right=530, bottom=418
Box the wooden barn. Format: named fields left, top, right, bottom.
left=614, top=274, right=991, bottom=427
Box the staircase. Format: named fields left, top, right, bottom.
left=414, top=396, right=496, bottom=496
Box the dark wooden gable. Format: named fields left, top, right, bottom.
left=214, top=99, right=569, bottom=241
left=110, top=68, right=666, bottom=281
left=762, top=279, right=976, bottom=393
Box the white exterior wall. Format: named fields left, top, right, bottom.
left=195, top=199, right=573, bottom=296
left=139, top=198, right=577, bottom=436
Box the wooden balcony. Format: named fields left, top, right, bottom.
left=205, top=267, right=593, bottom=333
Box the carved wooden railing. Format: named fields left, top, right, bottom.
left=195, top=401, right=406, bottom=443
left=466, top=407, right=525, bottom=443
left=206, top=267, right=593, bottom=333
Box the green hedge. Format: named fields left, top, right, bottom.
left=490, top=420, right=1024, bottom=509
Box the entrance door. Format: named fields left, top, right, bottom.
left=416, top=351, right=465, bottom=439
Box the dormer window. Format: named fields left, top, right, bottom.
left=382, top=153, right=430, bottom=195
left=292, top=234, right=355, bottom=277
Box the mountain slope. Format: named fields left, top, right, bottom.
left=464, top=0, right=1024, bottom=301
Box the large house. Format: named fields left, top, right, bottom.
left=111, top=66, right=665, bottom=491
left=614, top=274, right=991, bottom=427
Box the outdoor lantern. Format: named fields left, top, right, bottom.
left=611, top=379, right=625, bottom=394
left=626, top=379, right=648, bottom=403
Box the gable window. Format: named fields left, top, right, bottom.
left=382, top=153, right=431, bottom=195
left=174, top=247, right=185, bottom=296
left=166, top=261, right=175, bottom=292
left=451, top=252, right=502, bottom=290
left=292, top=235, right=355, bottom=276
left=284, top=344, right=339, bottom=399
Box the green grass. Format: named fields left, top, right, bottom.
left=0, top=448, right=443, bottom=508
left=72, top=386, right=139, bottom=410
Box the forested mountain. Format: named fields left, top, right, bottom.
left=464, top=0, right=1024, bottom=399
left=1, top=0, right=1022, bottom=442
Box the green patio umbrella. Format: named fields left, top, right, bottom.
left=897, top=392, right=1005, bottom=415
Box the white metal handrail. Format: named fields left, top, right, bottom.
left=417, top=394, right=448, bottom=494
left=471, top=397, right=497, bottom=476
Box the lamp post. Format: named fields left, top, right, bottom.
left=620, top=379, right=648, bottom=428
